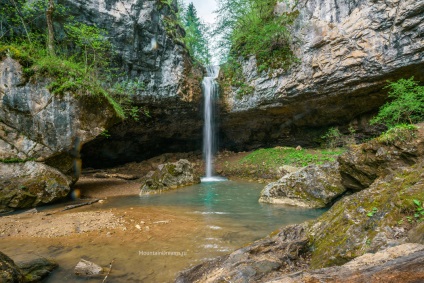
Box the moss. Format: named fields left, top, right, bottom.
left=0, top=43, right=124, bottom=120
left=308, top=163, right=424, bottom=268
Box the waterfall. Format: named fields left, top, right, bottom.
left=202, top=66, right=224, bottom=182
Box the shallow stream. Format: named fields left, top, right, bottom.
left=0, top=181, right=325, bottom=282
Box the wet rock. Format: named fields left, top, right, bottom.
left=176, top=224, right=309, bottom=283
left=266, top=244, right=424, bottom=283
left=220, top=0, right=424, bottom=150
left=16, top=256, right=58, bottom=283
left=0, top=251, right=23, bottom=283
left=259, top=162, right=345, bottom=208
left=74, top=259, right=103, bottom=277
left=140, top=159, right=200, bottom=194
left=338, top=124, right=424, bottom=191
left=0, top=162, right=71, bottom=211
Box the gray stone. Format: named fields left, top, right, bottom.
left=140, top=159, right=200, bottom=194
left=219, top=0, right=424, bottom=150
left=0, top=162, right=71, bottom=211
left=259, top=162, right=345, bottom=208
left=0, top=57, right=118, bottom=164
left=74, top=259, right=103, bottom=277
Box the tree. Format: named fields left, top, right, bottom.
left=46, top=0, right=55, bottom=55
left=182, top=3, right=210, bottom=65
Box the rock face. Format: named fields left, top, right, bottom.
left=0, top=56, right=118, bottom=210
left=0, top=57, right=118, bottom=174
left=140, top=159, right=200, bottom=194
left=70, top=0, right=204, bottom=167
left=259, top=162, right=345, bottom=208
left=0, top=162, right=71, bottom=212
left=220, top=0, right=424, bottom=150
left=338, top=125, right=424, bottom=191
left=267, top=244, right=424, bottom=283
left=0, top=251, right=23, bottom=283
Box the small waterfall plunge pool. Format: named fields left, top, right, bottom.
left=0, top=181, right=325, bottom=282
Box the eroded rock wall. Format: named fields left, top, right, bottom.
left=68, top=0, right=205, bottom=167
left=220, top=0, right=424, bottom=150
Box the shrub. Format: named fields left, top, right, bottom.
left=371, top=77, right=424, bottom=127
left=377, top=124, right=417, bottom=145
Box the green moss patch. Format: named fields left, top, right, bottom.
left=308, top=162, right=424, bottom=268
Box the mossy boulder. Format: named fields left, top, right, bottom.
left=140, top=159, right=200, bottom=194
left=0, top=162, right=71, bottom=212
left=16, top=256, right=58, bottom=283
left=0, top=251, right=24, bottom=283
left=338, top=124, right=424, bottom=191
left=308, top=162, right=424, bottom=268
left=259, top=162, right=345, bottom=208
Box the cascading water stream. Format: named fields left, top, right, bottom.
left=202, top=66, right=225, bottom=182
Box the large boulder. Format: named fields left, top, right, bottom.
left=140, top=159, right=200, bottom=194
left=259, top=162, right=345, bottom=208
left=0, top=251, right=24, bottom=283
left=220, top=0, right=424, bottom=150
left=338, top=124, right=424, bottom=191
left=0, top=162, right=71, bottom=212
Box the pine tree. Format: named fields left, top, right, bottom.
left=183, top=2, right=210, bottom=65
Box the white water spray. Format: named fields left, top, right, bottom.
left=202, top=66, right=225, bottom=182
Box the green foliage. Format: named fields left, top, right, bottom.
left=321, top=127, right=343, bottom=149
left=0, top=2, right=127, bottom=120
left=64, top=23, right=112, bottom=71
left=413, top=199, right=424, bottom=222
left=215, top=0, right=298, bottom=72
left=371, top=77, right=424, bottom=127
left=321, top=126, right=357, bottom=148
left=377, top=124, right=417, bottom=145
left=239, top=147, right=345, bottom=169
left=367, top=207, right=378, bottom=217
left=180, top=2, right=210, bottom=65
left=0, top=158, right=30, bottom=163
left=100, top=130, right=111, bottom=139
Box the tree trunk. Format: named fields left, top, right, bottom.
left=46, top=0, right=55, bottom=56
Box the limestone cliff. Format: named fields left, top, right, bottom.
left=220, top=0, right=424, bottom=150
left=0, top=57, right=118, bottom=211
left=66, top=0, right=204, bottom=167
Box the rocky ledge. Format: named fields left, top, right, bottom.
left=0, top=56, right=118, bottom=210
left=220, top=0, right=424, bottom=150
